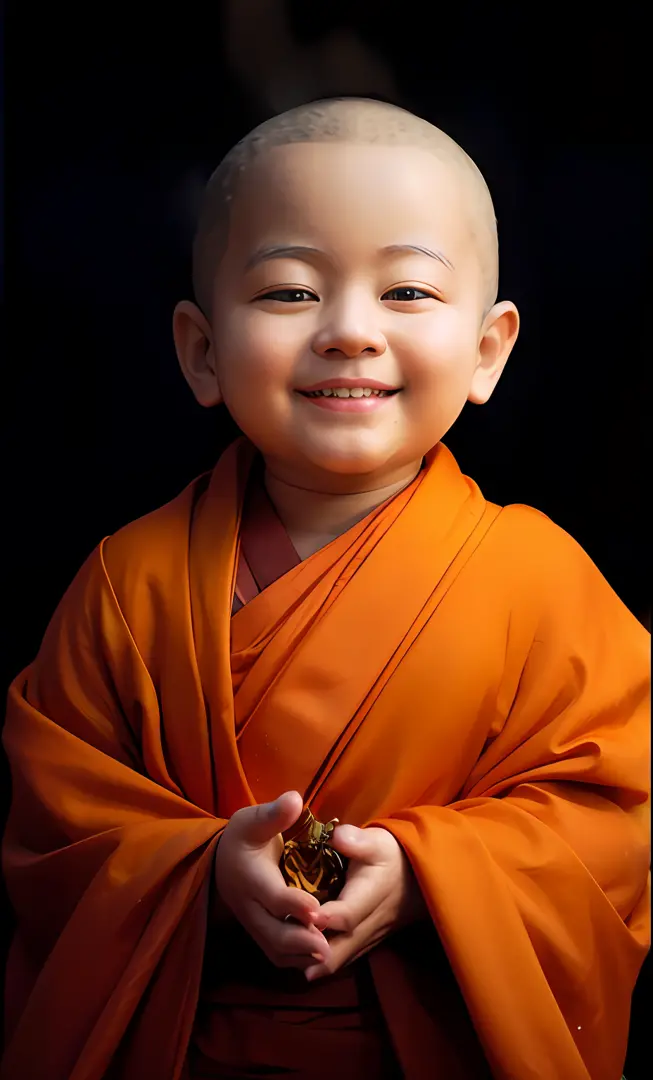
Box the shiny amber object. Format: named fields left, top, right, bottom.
left=280, top=807, right=347, bottom=904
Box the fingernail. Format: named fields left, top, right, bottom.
left=310, top=952, right=324, bottom=961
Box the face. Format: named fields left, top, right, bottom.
left=176, top=142, right=519, bottom=492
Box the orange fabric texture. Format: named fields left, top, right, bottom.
left=2, top=437, right=650, bottom=1080
left=201, top=455, right=400, bottom=1078
left=233, top=457, right=301, bottom=612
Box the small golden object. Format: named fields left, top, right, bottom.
left=280, top=807, right=347, bottom=904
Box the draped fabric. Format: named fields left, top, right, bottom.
left=2, top=437, right=649, bottom=1079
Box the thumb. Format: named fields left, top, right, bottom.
left=330, top=823, right=380, bottom=861
left=236, top=791, right=304, bottom=847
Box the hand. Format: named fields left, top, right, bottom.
left=214, top=791, right=332, bottom=970
left=305, top=825, right=426, bottom=981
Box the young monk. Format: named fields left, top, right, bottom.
left=2, top=98, right=649, bottom=1080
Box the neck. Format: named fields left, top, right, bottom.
left=263, top=462, right=422, bottom=560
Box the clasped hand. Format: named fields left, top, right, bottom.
left=214, top=790, right=425, bottom=981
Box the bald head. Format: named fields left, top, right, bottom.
left=193, top=97, right=499, bottom=315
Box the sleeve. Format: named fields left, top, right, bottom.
left=371, top=519, right=650, bottom=1080
left=1, top=545, right=227, bottom=1080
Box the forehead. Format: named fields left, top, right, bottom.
left=224, top=142, right=474, bottom=261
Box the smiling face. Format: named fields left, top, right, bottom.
left=175, top=140, right=519, bottom=492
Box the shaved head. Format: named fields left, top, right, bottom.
left=193, top=97, right=499, bottom=315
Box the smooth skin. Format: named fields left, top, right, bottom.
left=214, top=791, right=426, bottom=980
left=177, top=136, right=519, bottom=978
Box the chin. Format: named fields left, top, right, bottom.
left=303, top=424, right=413, bottom=470
left=304, top=445, right=396, bottom=481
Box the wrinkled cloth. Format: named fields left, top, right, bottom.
left=2, top=438, right=649, bottom=1079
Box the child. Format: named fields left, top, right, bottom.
left=2, top=98, right=649, bottom=1080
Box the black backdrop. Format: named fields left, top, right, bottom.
left=3, top=3, right=649, bottom=1075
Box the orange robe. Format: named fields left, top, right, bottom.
left=195, top=455, right=401, bottom=1078
left=2, top=438, right=650, bottom=1080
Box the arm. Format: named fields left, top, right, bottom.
left=306, top=520, right=649, bottom=1080
left=373, top=529, right=650, bottom=1080
left=2, top=546, right=225, bottom=1080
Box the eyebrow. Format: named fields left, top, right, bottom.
left=244, top=245, right=324, bottom=271
left=244, top=242, right=454, bottom=272
left=380, top=244, right=454, bottom=270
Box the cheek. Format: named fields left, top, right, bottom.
left=216, top=311, right=306, bottom=390
left=397, top=311, right=479, bottom=382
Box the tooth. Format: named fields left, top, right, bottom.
left=362, top=388, right=372, bottom=397
left=333, top=388, right=350, bottom=398
left=321, top=388, right=334, bottom=396
left=349, top=388, right=364, bottom=398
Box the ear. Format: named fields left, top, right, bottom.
left=468, top=301, right=520, bottom=405
left=173, top=301, right=223, bottom=408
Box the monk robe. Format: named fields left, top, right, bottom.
left=194, top=456, right=403, bottom=1079
left=2, top=438, right=650, bottom=1080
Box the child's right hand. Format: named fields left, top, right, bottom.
left=214, top=790, right=332, bottom=970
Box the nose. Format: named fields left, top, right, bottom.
left=311, top=295, right=387, bottom=360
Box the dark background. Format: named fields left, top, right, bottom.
left=3, top=2, right=649, bottom=1074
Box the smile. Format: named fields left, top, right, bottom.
left=296, top=387, right=400, bottom=413
left=303, top=387, right=395, bottom=398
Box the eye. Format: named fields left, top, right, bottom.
left=382, top=286, right=436, bottom=302
left=255, top=288, right=319, bottom=303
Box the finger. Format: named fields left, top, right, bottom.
left=305, top=912, right=385, bottom=981
left=250, top=900, right=329, bottom=952
left=330, top=823, right=390, bottom=862
left=264, top=882, right=322, bottom=925
left=304, top=930, right=358, bottom=981
left=219, top=852, right=321, bottom=932
left=231, top=791, right=304, bottom=847
left=241, top=854, right=322, bottom=924
left=275, top=952, right=329, bottom=971
left=247, top=902, right=332, bottom=963
left=311, top=865, right=382, bottom=933
left=222, top=841, right=322, bottom=927
left=305, top=938, right=374, bottom=981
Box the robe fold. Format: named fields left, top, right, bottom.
left=2, top=437, right=649, bottom=1080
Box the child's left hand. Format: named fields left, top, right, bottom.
left=303, top=824, right=426, bottom=981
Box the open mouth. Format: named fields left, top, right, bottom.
left=297, top=387, right=400, bottom=399
left=295, top=385, right=401, bottom=413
